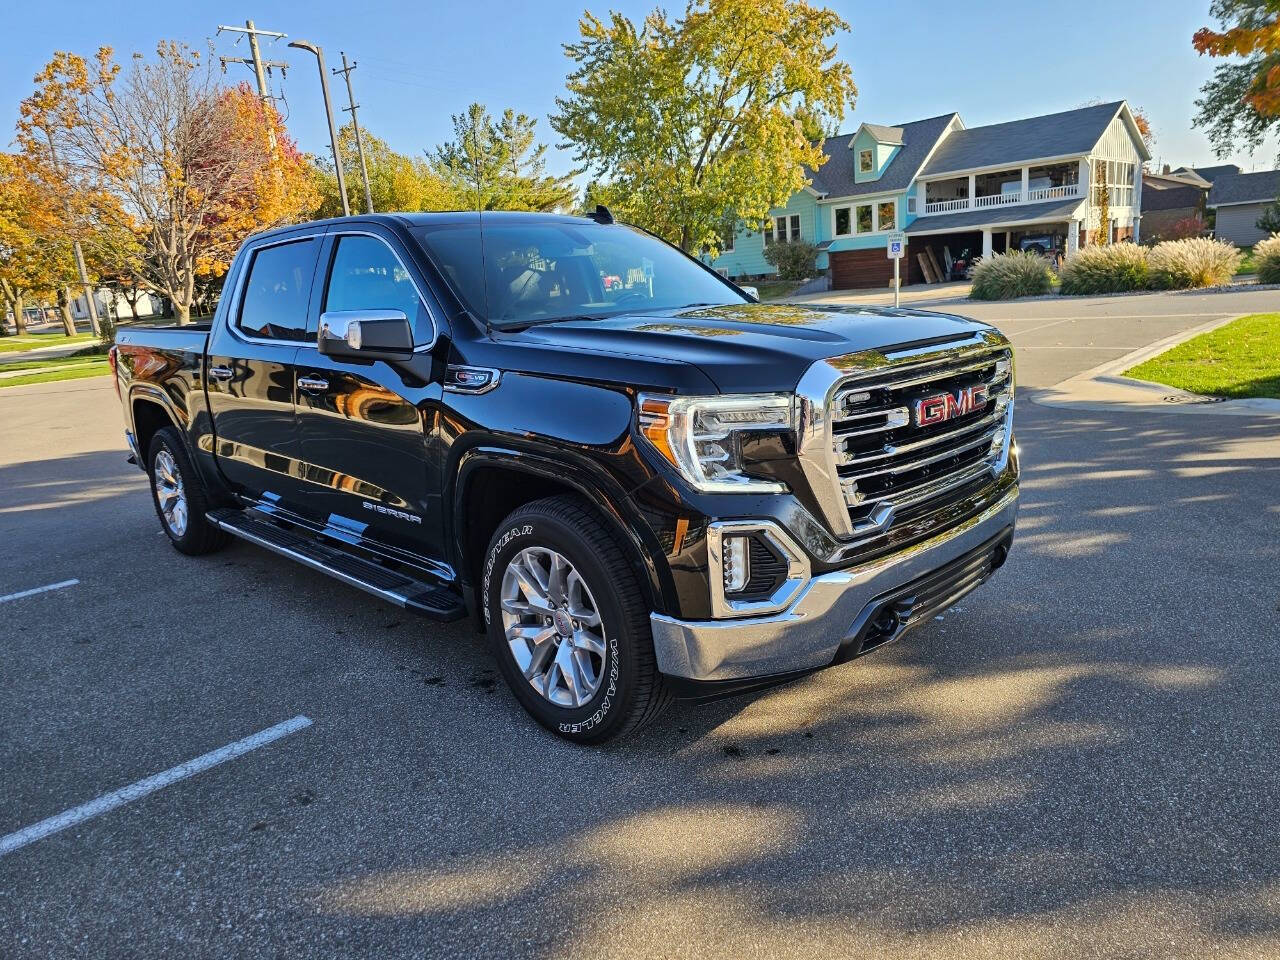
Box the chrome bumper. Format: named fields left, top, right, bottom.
left=650, top=487, right=1019, bottom=682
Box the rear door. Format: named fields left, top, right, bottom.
left=291, top=227, right=448, bottom=565
left=205, top=231, right=324, bottom=510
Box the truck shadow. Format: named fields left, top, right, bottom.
left=5, top=404, right=1278, bottom=957
left=302, top=400, right=1280, bottom=956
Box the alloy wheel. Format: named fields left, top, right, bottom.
left=500, top=547, right=607, bottom=708
left=153, top=448, right=189, bottom=538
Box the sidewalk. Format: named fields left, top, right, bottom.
left=1033, top=313, right=1280, bottom=417
left=0, top=341, right=94, bottom=365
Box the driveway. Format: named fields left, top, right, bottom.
left=1, top=291, right=1277, bottom=959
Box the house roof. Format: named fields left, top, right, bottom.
left=859, top=123, right=904, bottom=145
left=1172, top=163, right=1241, bottom=184
left=1142, top=172, right=1208, bottom=212
left=1207, top=169, right=1280, bottom=206
left=918, top=101, right=1140, bottom=178
left=904, top=197, right=1085, bottom=234
left=809, top=113, right=958, bottom=199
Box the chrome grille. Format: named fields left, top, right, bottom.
left=836, top=346, right=1012, bottom=527
left=796, top=333, right=1014, bottom=543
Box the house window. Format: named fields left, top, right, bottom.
left=1091, top=159, right=1135, bottom=208
left=763, top=214, right=801, bottom=246
left=859, top=149, right=873, bottom=174
left=877, top=201, right=896, bottom=232
left=856, top=204, right=873, bottom=234
left=907, top=196, right=916, bottom=214
left=835, top=207, right=851, bottom=236
left=720, top=225, right=735, bottom=254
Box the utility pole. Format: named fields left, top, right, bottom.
left=333, top=52, right=374, bottom=213
left=217, top=20, right=289, bottom=103
left=289, top=40, right=350, bottom=216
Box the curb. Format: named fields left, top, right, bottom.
left=1032, top=313, right=1280, bottom=418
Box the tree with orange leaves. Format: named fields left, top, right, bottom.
left=18, top=43, right=318, bottom=324
left=1193, top=1, right=1280, bottom=157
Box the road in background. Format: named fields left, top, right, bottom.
left=1, top=291, right=1277, bottom=958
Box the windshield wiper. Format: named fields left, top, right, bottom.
left=495, top=313, right=609, bottom=331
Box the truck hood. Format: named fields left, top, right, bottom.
left=506, top=303, right=995, bottom=393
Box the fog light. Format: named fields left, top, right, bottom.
left=722, top=535, right=749, bottom=593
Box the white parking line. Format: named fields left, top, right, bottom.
left=0, top=715, right=313, bottom=858
left=0, top=579, right=79, bottom=604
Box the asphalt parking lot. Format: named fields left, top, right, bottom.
left=2, top=289, right=1278, bottom=959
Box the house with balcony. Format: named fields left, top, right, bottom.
left=707, top=101, right=1151, bottom=289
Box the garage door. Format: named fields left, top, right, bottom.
left=829, top=248, right=922, bottom=290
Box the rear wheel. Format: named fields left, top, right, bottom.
left=147, top=427, right=229, bottom=555
left=483, top=496, right=670, bottom=743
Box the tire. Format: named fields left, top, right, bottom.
left=482, top=495, right=670, bottom=744
left=147, top=427, right=229, bottom=556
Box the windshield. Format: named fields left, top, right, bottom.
left=413, top=219, right=746, bottom=328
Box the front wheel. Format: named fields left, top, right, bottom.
left=483, top=496, right=670, bottom=744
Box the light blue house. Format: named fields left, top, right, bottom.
left=708, top=101, right=1151, bottom=289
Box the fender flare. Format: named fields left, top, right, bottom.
left=451, top=444, right=678, bottom=617
left=126, top=383, right=188, bottom=452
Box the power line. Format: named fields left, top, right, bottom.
left=334, top=52, right=374, bottom=214
left=216, top=20, right=289, bottom=103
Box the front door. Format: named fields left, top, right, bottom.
left=291, top=230, right=447, bottom=569
left=205, top=232, right=323, bottom=511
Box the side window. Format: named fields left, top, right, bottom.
left=324, top=235, right=430, bottom=344
left=237, top=239, right=317, bottom=341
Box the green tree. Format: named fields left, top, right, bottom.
left=432, top=103, right=577, bottom=212
left=1193, top=1, right=1280, bottom=156
left=551, top=0, right=856, bottom=252
left=314, top=124, right=455, bottom=217
left=1258, top=197, right=1280, bottom=233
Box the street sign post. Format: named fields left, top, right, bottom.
left=886, top=231, right=906, bottom=308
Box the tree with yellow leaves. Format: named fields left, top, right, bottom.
left=551, top=0, right=857, bottom=253
left=0, top=152, right=77, bottom=336
left=18, top=43, right=318, bottom=325
left=1193, top=1, right=1280, bottom=156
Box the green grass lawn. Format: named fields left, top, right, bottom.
left=0, top=351, right=111, bottom=388
left=1236, top=245, right=1256, bottom=276
left=754, top=280, right=807, bottom=301
left=0, top=331, right=97, bottom=353
left=1125, top=313, right=1280, bottom=399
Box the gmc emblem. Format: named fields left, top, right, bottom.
left=914, top=384, right=988, bottom=427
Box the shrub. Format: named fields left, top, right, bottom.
left=968, top=251, right=1053, bottom=300
left=762, top=239, right=818, bottom=280
left=1254, top=234, right=1280, bottom=284
left=1059, top=243, right=1150, bottom=295
left=1147, top=237, right=1242, bottom=289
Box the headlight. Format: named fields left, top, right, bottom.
left=637, top=393, right=793, bottom=493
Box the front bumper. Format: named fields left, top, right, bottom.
left=650, top=485, right=1018, bottom=682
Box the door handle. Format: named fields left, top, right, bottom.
left=208, top=365, right=234, bottom=381
left=297, top=376, right=330, bottom=393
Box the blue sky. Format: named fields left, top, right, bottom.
left=2, top=0, right=1276, bottom=178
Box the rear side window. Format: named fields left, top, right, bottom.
left=237, top=239, right=317, bottom=341
left=323, top=235, right=430, bottom=343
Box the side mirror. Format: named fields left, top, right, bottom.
left=739, top=284, right=760, bottom=302
left=318, top=310, right=414, bottom=362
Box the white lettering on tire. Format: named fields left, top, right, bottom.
left=558, top=636, right=620, bottom=735
left=483, top=524, right=533, bottom=624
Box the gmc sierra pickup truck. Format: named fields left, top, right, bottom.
left=112, top=210, right=1019, bottom=743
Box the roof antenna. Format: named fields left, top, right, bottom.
left=591, top=204, right=614, bottom=225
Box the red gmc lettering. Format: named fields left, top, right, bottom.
left=915, top=384, right=988, bottom=426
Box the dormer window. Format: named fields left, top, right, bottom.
left=859, top=149, right=873, bottom=174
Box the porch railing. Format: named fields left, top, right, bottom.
left=921, top=182, right=1082, bottom=216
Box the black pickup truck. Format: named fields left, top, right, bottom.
left=112, top=211, right=1019, bottom=742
